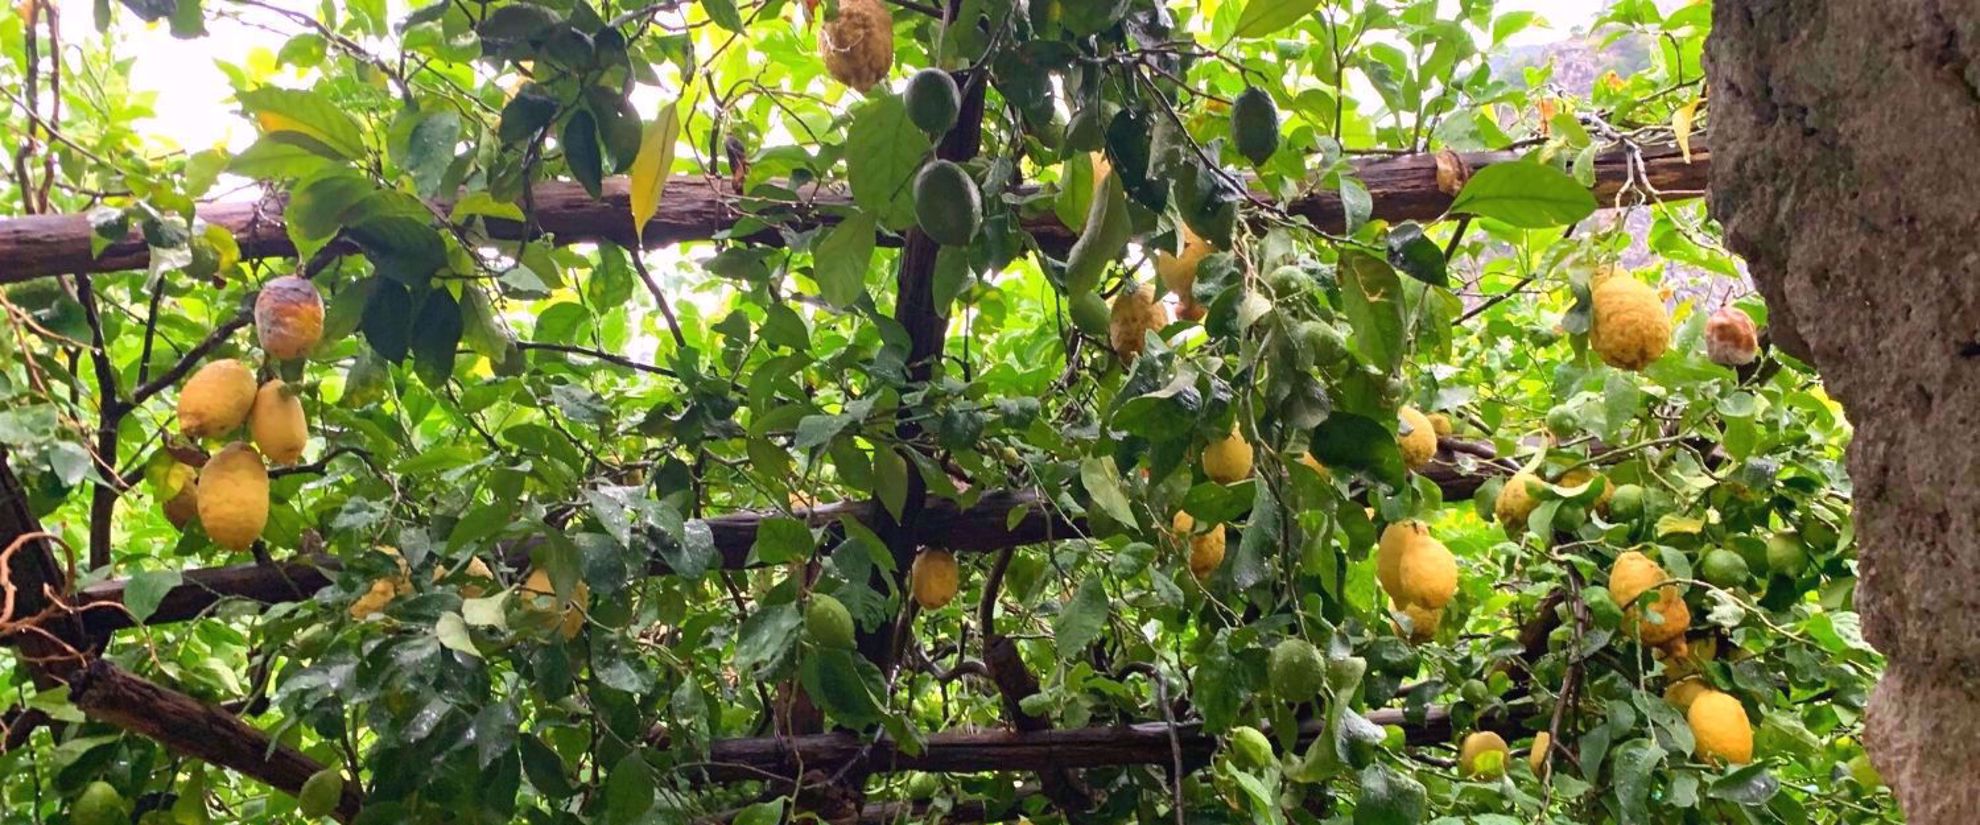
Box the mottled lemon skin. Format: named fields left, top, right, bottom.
left=1108, top=283, right=1170, bottom=360
left=1201, top=429, right=1254, bottom=483
left=179, top=359, right=258, bottom=439
left=1171, top=510, right=1227, bottom=580
left=1589, top=275, right=1671, bottom=371
left=819, top=0, right=893, bottom=92
left=255, top=275, right=325, bottom=360
left=196, top=443, right=268, bottom=551
left=1378, top=521, right=1458, bottom=610
left=249, top=379, right=308, bottom=465
left=1495, top=472, right=1544, bottom=533
left=911, top=550, right=959, bottom=610
left=1688, top=690, right=1754, bottom=764
left=1398, top=407, right=1438, bottom=468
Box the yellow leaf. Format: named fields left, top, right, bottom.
left=1673, top=99, right=1702, bottom=163
left=629, top=101, right=681, bottom=244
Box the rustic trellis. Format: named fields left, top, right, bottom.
left=0, top=128, right=1711, bottom=823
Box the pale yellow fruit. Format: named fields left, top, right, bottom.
left=1589, top=273, right=1672, bottom=371
left=1202, top=429, right=1254, bottom=483
left=1427, top=413, right=1453, bottom=436
left=1379, top=521, right=1457, bottom=609
left=1629, top=585, right=1691, bottom=646
left=249, top=379, right=308, bottom=465
left=522, top=568, right=589, bottom=639
left=1608, top=551, right=1667, bottom=610
left=178, top=359, right=258, bottom=438
left=349, top=578, right=400, bottom=619
left=1108, top=283, right=1170, bottom=360
left=1494, top=472, right=1544, bottom=533
left=1664, top=677, right=1710, bottom=712
left=1155, top=224, right=1213, bottom=302
left=436, top=556, right=496, bottom=599
left=911, top=550, right=959, bottom=610
left=163, top=486, right=200, bottom=529
left=1397, top=407, right=1437, bottom=469
left=195, top=442, right=268, bottom=551
left=1394, top=532, right=1458, bottom=609
left=818, top=0, right=892, bottom=92
left=1529, top=731, right=1552, bottom=773
left=1559, top=467, right=1613, bottom=514
left=1171, top=511, right=1226, bottom=580
left=1459, top=731, right=1510, bottom=778
left=1688, top=690, right=1754, bottom=764
left=1398, top=602, right=1441, bottom=643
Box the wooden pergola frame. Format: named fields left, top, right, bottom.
left=0, top=126, right=1712, bottom=822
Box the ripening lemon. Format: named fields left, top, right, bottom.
left=249, top=379, right=309, bottom=465
left=1202, top=428, right=1254, bottom=483
left=521, top=568, right=589, bottom=640
left=1459, top=731, right=1510, bottom=778
left=1688, top=690, right=1754, bottom=764
left=1398, top=407, right=1438, bottom=468
left=910, top=550, right=959, bottom=610
left=195, top=442, right=267, bottom=551
left=178, top=359, right=258, bottom=438
left=1171, top=510, right=1226, bottom=580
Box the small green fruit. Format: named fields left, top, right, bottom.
left=1766, top=532, right=1809, bottom=577
left=1608, top=484, right=1646, bottom=523
left=1545, top=405, right=1578, bottom=438
left=1300, top=321, right=1348, bottom=367
left=73, top=781, right=127, bottom=825
left=1700, top=548, right=1751, bottom=588
left=1230, top=86, right=1280, bottom=166
left=1268, top=638, right=1326, bottom=700
left=299, top=768, right=344, bottom=819
left=912, top=160, right=982, bottom=247
left=904, top=68, right=961, bottom=135
left=805, top=593, right=857, bottom=650
left=1229, top=725, right=1275, bottom=769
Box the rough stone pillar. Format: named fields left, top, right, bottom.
left=1708, top=2, right=1980, bottom=820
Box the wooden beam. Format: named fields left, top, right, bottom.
left=694, top=704, right=1513, bottom=783
left=0, top=143, right=1708, bottom=284
left=66, top=659, right=363, bottom=822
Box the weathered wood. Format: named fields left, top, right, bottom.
left=0, top=143, right=1708, bottom=284
left=67, top=659, right=363, bottom=822
left=696, top=706, right=1495, bottom=783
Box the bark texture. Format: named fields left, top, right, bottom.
left=1708, top=2, right=1980, bottom=820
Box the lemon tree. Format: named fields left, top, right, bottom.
left=0, top=0, right=1892, bottom=823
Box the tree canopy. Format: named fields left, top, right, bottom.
left=0, top=0, right=1895, bottom=823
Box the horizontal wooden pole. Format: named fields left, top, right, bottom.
left=695, top=704, right=1513, bottom=783
left=67, top=659, right=363, bottom=822
left=0, top=143, right=1708, bottom=283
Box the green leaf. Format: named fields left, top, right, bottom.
left=813, top=212, right=876, bottom=308
left=122, top=569, right=183, bottom=624
left=497, top=87, right=559, bottom=144
left=1053, top=576, right=1109, bottom=658
left=873, top=446, right=909, bottom=522
left=362, top=279, right=415, bottom=362
left=847, top=96, right=934, bottom=232
left=1235, top=0, right=1319, bottom=38
left=731, top=800, right=784, bottom=825
left=735, top=603, right=802, bottom=678
left=1353, top=762, right=1425, bottom=825
left=1384, top=223, right=1448, bottom=287
left=701, top=0, right=743, bottom=31
left=562, top=110, right=605, bottom=199
left=410, top=289, right=464, bottom=388
left=1611, top=738, right=1666, bottom=824
left=435, top=612, right=481, bottom=658
left=1448, top=161, right=1599, bottom=228
left=1706, top=763, right=1781, bottom=805
left=1230, top=481, right=1279, bottom=590
left=229, top=137, right=336, bottom=180
left=1340, top=252, right=1405, bottom=373
left=389, top=107, right=462, bottom=197
left=519, top=735, right=576, bottom=797
left=1312, top=413, right=1406, bottom=488
left=799, top=648, right=887, bottom=727
left=238, top=87, right=368, bottom=160
left=752, top=517, right=814, bottom=565
left=1078, top=456, right=1138, bottom=529
left=602, top=752, right=655, bottom=825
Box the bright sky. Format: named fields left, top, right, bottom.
left=63, top=0, right=1615, bottom=154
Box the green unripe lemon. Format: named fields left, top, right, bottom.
left=912, top=160, right=982, bottom=247
left=1608, top=484, right=1645, bottom=523
left=1300, top=321, right=1349, bottom=366
left=74, top=781, right=127, bottom=825
left=1268, top=638, right=1326, bottom=700
left=299, top=768, right=345, bottom=819
left=1545, top=405, right=1578, bottom=438
left=1230, top=86, right=1280, bottom=166
left=1229, top=725, right=1275, bottom=769
left=805, top=593, right=857, bottom=650
left=1766, top=532, right=1809, bottom=577
left=904, top=68, right=961, bottom=135
left=1700, top=548, right=1751, bottom=588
